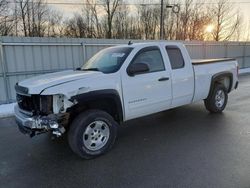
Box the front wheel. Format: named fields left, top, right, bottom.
left=68, top=110, right=118, bottom=159
left=204, top=84, right=228, bottom=113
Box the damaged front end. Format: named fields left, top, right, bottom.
left=15, top=85, right=71, bottom=137
left=15, top=105, right=68, bottom=137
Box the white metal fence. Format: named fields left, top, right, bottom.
left=0, top=36, right=250, bottom=104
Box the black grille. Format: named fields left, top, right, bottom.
left=16, top=94, right=37, bottom=112
left=16, top=94, right=53, bottom=115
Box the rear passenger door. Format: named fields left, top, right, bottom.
left=165, top=46, right=194, bottom=108
left=121, top=46, right=172, bottom=120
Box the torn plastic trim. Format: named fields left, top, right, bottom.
left=15, top=105, right=66, bottom=137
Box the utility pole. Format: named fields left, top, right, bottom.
left=160, top=0, right=164, bottom=40
left=160, top=3, right=180, bottom=40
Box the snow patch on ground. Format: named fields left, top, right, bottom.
left=239, top=68, right=250, bottom=74
left=0, top=103, right=16, bottom=118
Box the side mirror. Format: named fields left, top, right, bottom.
left=127, top=63, right=150, bottom=76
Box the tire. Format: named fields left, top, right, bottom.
left=68, top=109, right=118, bottom=159
left=204, top=84, right=228, bottom=113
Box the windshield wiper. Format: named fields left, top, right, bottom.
left=81, top=68, right=100, bottom=72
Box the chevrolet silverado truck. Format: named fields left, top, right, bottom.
left=15, top=42, right=239, bottom=159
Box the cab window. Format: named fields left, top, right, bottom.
left=131, top=47, right=165, bottom=73
left=165, top=46, right=185, bottom=69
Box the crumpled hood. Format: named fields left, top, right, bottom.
left=18, top=70, right=102, bottom=94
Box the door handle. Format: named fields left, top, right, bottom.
left=158, top=77, right=169, bottom=81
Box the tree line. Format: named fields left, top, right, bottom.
left=0, top=0, right=243, bottom=41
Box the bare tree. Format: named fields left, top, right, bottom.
left=211, top=0, right=242, bottom=41
left=232, top=11, right=243, bottom=41
left=0, top=0, right=245, bottom=41
left=101, top=0, right=121, bottom=38
left=16, top=0, right=28, bottom=36
left=64, top=13, right=88, bottom=38
left=113, top=4, right=129, bottom=39
left=86, top=0, right=102, bottom=38
left=0, top=0, right=15, bottom=36
left=137, top=5, right=160, bottom=39
left=164, top=7, right=176, bottom=40
left=47, top=10, right=63, bottom=37
left=188, top=2, right=211, bottom=40
left=181, top=0, right=193, bottom=40
left=64, top=2, right=102, bottom=38
left=15, top=0, right=48, bottom=37
left=0, top=0, right=7, bottom=14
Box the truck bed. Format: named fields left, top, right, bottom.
left=191, top=58, right=238, bottom=103
left=192, top=58, right=236, bottom=65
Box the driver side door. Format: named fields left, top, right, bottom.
left=121, top=46, right=172, bottom=121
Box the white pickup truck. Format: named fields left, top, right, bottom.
left=15, top=42, right=239, bottom=159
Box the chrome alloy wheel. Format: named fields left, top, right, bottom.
left=83, top=120, right=110, bottom=151
left=215, top=90, right=225, bottom=108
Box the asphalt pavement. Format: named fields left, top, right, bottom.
left=0, top=74, right=250, bottom=188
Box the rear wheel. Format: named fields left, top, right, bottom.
left=204, top=84, right=228, bottom=113
left=68, top=109, right=118, bottom=159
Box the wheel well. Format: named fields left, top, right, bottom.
left=87, top=98, right=122, bottom=122
left=214, top=76, right=231, bottom=92
left=68, top=97, right=123, bottom=125
left=207, top=72, right=233, bottom=99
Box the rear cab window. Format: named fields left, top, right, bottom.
left=165, top=46, right=185, bottom=69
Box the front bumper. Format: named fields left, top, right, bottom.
left=14, top=105, right=65, bottom=137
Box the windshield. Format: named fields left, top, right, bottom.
left=81, top=47, right=133, bottom=74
